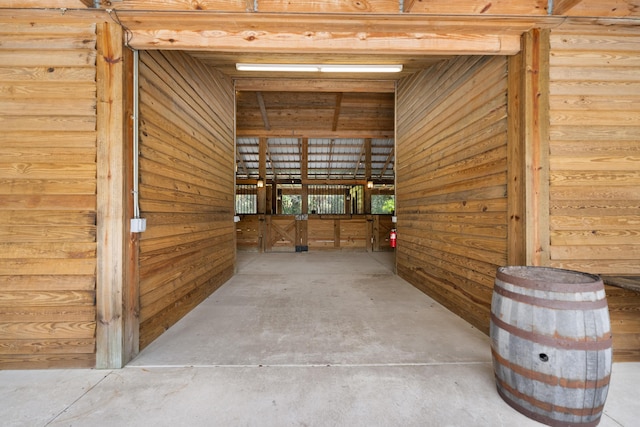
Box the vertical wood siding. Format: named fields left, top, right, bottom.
left=0, top=22, right=98, bottom=368
left=395, top=56, right=509, bottom=334
left=548, top=27, right=640, bottom=275
left=548, top=25, right=640, bottom=361
left=137, top=51, right=235, bottom=349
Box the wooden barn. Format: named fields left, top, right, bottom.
left=1, top=0, right=639, bottom=370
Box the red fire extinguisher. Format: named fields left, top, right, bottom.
left=390, top=228, right=397, bottom=248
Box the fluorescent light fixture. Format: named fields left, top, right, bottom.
left=236, top=63, right=319, bottom=72
left=236, top=63, right=403, bottom=73
left=320, top=64, right=403, bottom=73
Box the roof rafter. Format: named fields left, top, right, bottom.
left=380, top=147, right=395, bottom=178
left=256, top=91, right=271, bottom=131
left=332, top=93, right=343, bottom=132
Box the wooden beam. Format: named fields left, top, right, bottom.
left=403, top=0, right=418, bottom=13
left=364, top=138, right=372, bottom=214
left=552, top=0, right=584, bottom=15
left=365, top=138, right=372, bottom=180
left=258, top=137, right=267, bottom=214
left=301, top=178, right=393, bottom=185
left=522, top=28, right=551, bottom=266
left=112, top=12, right=557, bottom=55
left=236, top=146, right=249, bottom=175
left=114, top=11, right=561, bottom=34
left=95, top=22, right=126, bottom=369
left=265, top=143, right=277, bottom=177
left=379, top=147, right=395, bottom=178
left=507, top=47, right=526, bottom=267
left=122, top=46, right=139, bottom=365
left=331, top=93, right=343, bottom=132
left=405, top=0, right=549, bottom=15
left=256, top=91, right=271, bottom=131
left=353, top=139, right=366, bottom=178
left=236, top=129, right=394, bottom=138
left=301, top=138, right=308, bottom=214
left=327, top=138, right=335, bottom=178
left=235, top=79, right=396, bottom=93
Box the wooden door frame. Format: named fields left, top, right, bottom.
left=95, top=22, right=139, bottom=368
left=92, top=16, right=554, bottom=367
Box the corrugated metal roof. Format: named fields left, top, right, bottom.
left=236, top=137, right=394, bottom=181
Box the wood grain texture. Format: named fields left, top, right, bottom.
left=604, top=285, right=640, bottom=362
left=257, top=0, right=398, bottom=13
left=548, top=25, right=640, bottom=276
left=137, top=50, right=235, bottom=350
left=396, top=55, right=509, bottom=335
left=547, top=23, right=640, bottom=361
left=0, top=19, right=98, bottom=369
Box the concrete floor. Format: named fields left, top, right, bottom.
left=1, top=252, right=638, bottom=427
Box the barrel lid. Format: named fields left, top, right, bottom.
left=496, top=266, right=603, bottom=292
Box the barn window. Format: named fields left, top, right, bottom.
left=235, top=184, right=257, bottom=214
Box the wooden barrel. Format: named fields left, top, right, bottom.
left=490, top=266, right=612, bottom=427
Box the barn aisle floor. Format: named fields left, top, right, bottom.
left=2, top=252, right=638, bottom=426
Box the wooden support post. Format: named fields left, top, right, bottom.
left=301, top=138, right=308, bottom=214
left=523, top=29, right=550, bottom=266
left=96, top=22, right=126, bottom=369
left=265, top=215, right=272, bottom=252
left=271, top=179, right=278, bottom=214
left=507, top=46, right=526, bottom=266
left=364, top=138, right=372, bottom=214
left=258, top=137, right=267, bottom=214
left=334, top=219, right=341, bottom=248
left=366, top=216, right=374, bottom=253
left=345, top=188, right=351, bottom=215
left=373, top=215, right=380, bottom=252
left=276, top=184, right=283, bottom=214
left=122, top=47, right=139, bottom=364
left=259, top=215, right=266, bottom=253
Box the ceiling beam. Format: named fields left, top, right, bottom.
left=115, top=11, right=562, bottom=34
left=236, top=129, right=394, bottom=138
left=353, top=139, right=366, bottom=178
left=236, top=146, right=249, bottom=175
left=331, top=93, right=343, bottom=132
left=552, top=0, right=584, bottom=15
left=403, top=0, right=418, bottom=13
left=256, top=91, right=271, bottom=130
left=266, top=143, right=277, bottom=177
left=113, top=12, right=567, bottom=55
left=235, top=79, right=396, bottom=93
left=380, top=147, right=395, bottom=178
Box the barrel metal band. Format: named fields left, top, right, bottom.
left=496, top=268, right=603, bottom=293
left=491, top=313, right=613, bottom=351
left=491, top=347, right=611, bottom=390
left=493, top=283, right=609, bottom=310
left=495, top=380, right=603, bottom=427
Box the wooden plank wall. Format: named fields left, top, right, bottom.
left=395, top=56, right=509, bottom=334
left=373, top=215, right=394, bottom=251
left=548, top=24, right=640, bottom=361
left=137, top=50, right=235, bottom=349
left=548, top=25, right=640, bottom=275
left=0, top=21, right=98, bottom=368
left=338, top=218, right=369, bottom=250
left=236, top=215, right=261, bottom=251
left=305, top=217, right=370, bottom=251
left=236, top=215, right=385, bottom=252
